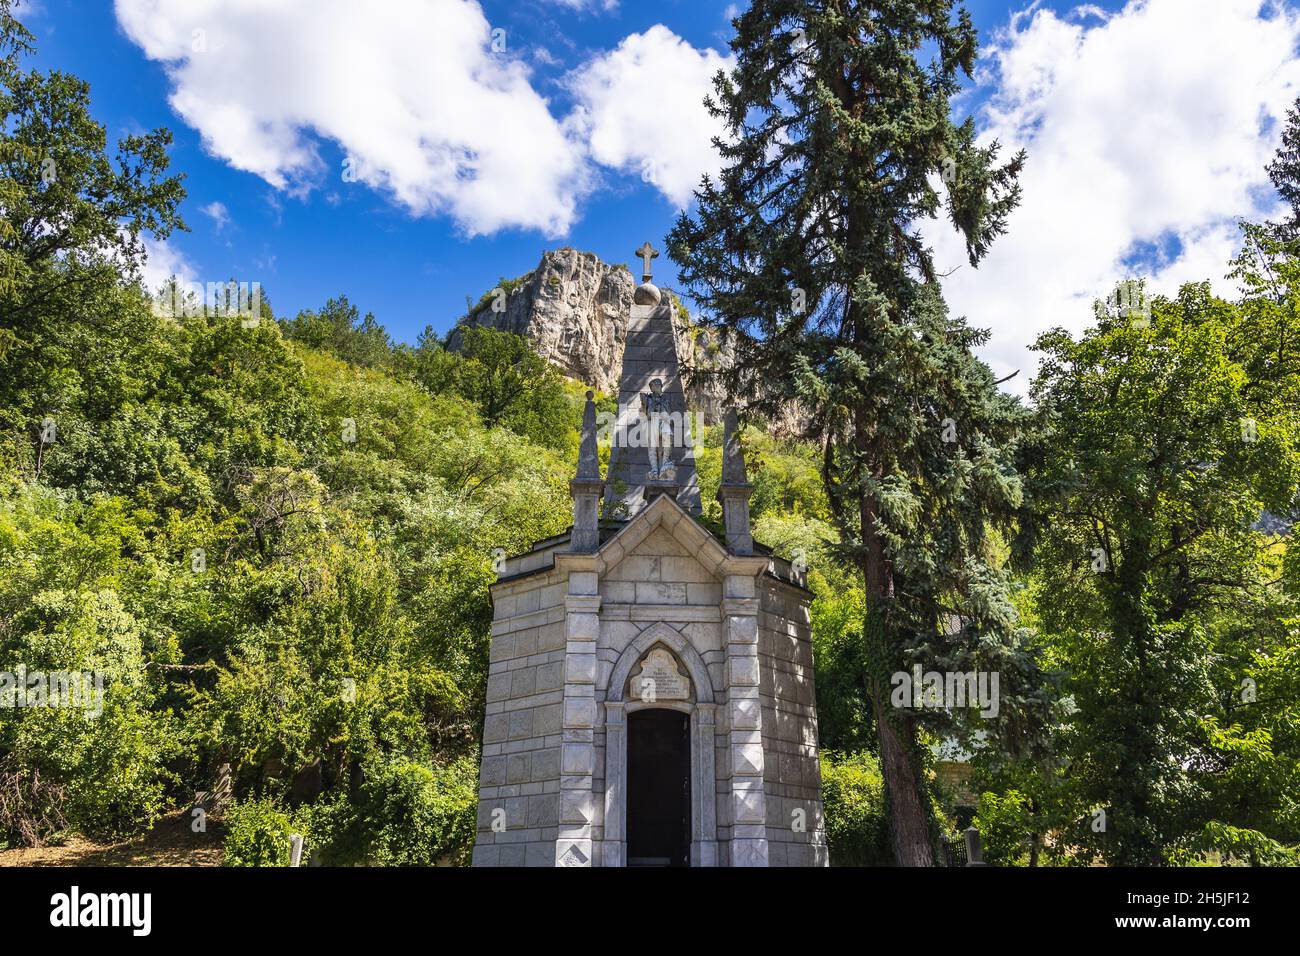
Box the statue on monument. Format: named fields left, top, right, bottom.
left=642, top=377, right=677, bottom=482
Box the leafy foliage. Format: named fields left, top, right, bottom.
left=1267, top=98, right=1300, bottom=242
left=282, top=296, right=394, bottom=370
left=223, top=796, right=302, bottom=867
left=358, top=755, right=478, bottom=866
left=419, top=324, right=581, bottom=455
left=0, top=0, right=182, bottom=304
left=0, top=29, right=576, bottom=859
left=820, top=750, right=891, bottom=866
left=1017, top=278, right=1300, bottom=865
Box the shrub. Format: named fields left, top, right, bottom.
left=294, top=793, right=362, bottom=865
left=972, top=789, right=1033, bottom=866
left=820, top=750, right=891, bottom=866
left=223, top=796, right=302, bottom=867
left=360, top=754, right=478, bottom=866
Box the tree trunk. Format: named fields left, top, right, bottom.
left=859, top=465, right=934, bottom=866
left=1107, top=541, right=1161, bottom=866
left=874, top=700, right=934, bottom=866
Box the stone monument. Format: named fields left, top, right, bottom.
left=603, top=242, right=700, bottom=515
left=471, top=242, right=828, bottom=867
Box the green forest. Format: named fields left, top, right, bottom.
left=2, top=1, right=1299, bottom=867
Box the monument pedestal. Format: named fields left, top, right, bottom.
left=642, top=478, right=681, bottom=504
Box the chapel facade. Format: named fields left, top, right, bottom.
left=470, top=245, right=828, bottom=867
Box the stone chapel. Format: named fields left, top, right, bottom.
left=471, top=244, right=828, bottom=867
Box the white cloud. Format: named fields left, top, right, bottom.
left=927, top=0, right=1300, bottom=392
left=1068, top=4, right=1112, bottom=23
left=114, top=0, right=591, bottom=237
left=139, top=235, right=199, bottom=296
left=544, top=0, right=617, bottom=11
left=115, top=2, right=734, bottom=231
left=199, top=200, right=229, bottom=231
left=566, top=26, right=733, bottom=207
left=531, top=46, right=563, bottom=68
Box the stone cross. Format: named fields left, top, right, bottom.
left=635, top=242, right=659, bottom=283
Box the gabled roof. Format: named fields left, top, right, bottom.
left=590, top=491, right=730, bottom=578
left=491, top=492, right=813, bottom=595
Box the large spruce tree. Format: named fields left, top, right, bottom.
left=669, top=0, right=1036, bottom=865
left=1267, top=98, right=1300, bottom=241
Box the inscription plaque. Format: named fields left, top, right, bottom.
left=630, top=648, right=691, bottom=701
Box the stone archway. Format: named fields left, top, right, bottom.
left=607, top=622, right=715, bottom=705
left=603, top=624, right=718, bottom=867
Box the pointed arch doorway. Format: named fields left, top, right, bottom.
left=626, top=708, right=690, bottom=867
left=603, top=623, right=719, bottom=868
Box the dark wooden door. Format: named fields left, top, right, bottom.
left=626, top=709, right=690, bottom=867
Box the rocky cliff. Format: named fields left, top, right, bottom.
left=451, top=248, right=728, bottom=422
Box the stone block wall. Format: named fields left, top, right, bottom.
left=757, top=578, right=829, bottom=866
left=472, top=564, right=568, bottom=867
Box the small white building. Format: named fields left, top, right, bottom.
left=471, top=252, right=829, bottom=867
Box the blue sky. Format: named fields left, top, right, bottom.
left=16, top=0, right=1300, bottom=383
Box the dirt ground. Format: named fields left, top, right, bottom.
left=0, top=809, right=225, bottom=867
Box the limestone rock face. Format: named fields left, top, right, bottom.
left=454, top=247, right=728, bottom=421
left=670, top=309, right=730, bottom=425
left=453, top=248, right=634, bottom=395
